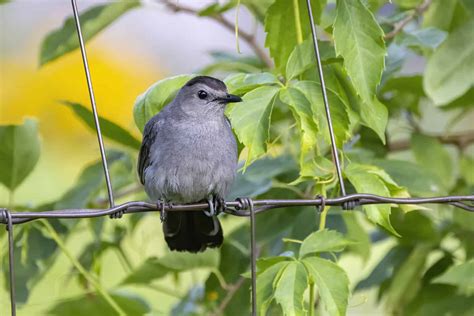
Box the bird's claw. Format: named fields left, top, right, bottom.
left=204, top=197, right=215, bottom=217
left=158, top=200, right=169, bottom=223
left=204, top=196, right=225, bottom=217
left=110, top=210, right=124, bottom=219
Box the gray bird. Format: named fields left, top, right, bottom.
left=138, top=76, right=241, bottom=253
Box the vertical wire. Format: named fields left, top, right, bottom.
left=6, top=211, right=16, bottom=316
left=71, top=0, right=114, bottom=207
left=305, top=0, right=346, bottom=196
left=249, top=199, right=257, bottom=316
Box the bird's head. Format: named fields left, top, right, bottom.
left=175, top=76, right=242, bottom=116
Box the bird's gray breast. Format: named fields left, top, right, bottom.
left=144, top=116, right=237, bottom=203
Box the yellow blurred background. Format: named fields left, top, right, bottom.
left=0, top=46, right=159, bottom=206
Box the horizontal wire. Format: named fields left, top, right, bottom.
left=1, top=194, right=473, bottom=225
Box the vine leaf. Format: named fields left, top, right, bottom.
left=0, top=119, right=41, bottom=191
left=273, top=261, right=308, bottom=316
left=302, top=257, right=350, bottom=316
left=345, top=163, right=400, bottom=236
left=133, top=74, right=194, bottom=132
left=227, top=86, right=280, bottom=166
left=225, top=72, right=280, bottom=95
left=299, top=229, right=353, bottom=259
left=424, top=20, right=474, bottom=105
left=286, top=39, right=339, bottom=80
left=293, top=80, right=351, bottom=147
left=256, top=261, right=290, bottom=315
left=279, top=87, right=319, bottom=169
left=264, top=0, right=325, bottom=72
left=333, top=0, right=387, bottom=142
left=61, top=101, right=141, bottom=150
left=40, top=1, right=140, bottom=66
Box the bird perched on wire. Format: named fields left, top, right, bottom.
left=138, top=76, right=241, bottom=253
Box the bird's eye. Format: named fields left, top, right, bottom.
left=198, top=90, right=208, bottom=99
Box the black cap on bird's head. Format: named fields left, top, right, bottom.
left=177, top=76, right=242, bottom=109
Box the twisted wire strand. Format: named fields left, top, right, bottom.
left=1, top=194, right=473, bottom=225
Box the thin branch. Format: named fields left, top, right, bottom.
left=210, top=277, right=246, bottom=316
left=384, top=0, right=432, bottom=39
left=388, top=131, right=474, bottom=151
left=160, top=0, right=273, bottom=68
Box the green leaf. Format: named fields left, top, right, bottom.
left=257, top=261, right=290, bottom=315
left=405, top=284, right=474, bottom=316
left=373, top=159, right=444, bottom=196
left=299, top=229, right=353, bottom=258
left=395, top=27, right=447, bottom=51
left=385, top=245, right=432, bottom=311
left=273, top=261, right=308, bottom=316
left=133, top=74, right=194, bottom=132
left=2, top=224, right=59, bottom=303
left=293, top=80, right=351, bottom=147
left=55, top=150, right=131, bottom=209
left=228, top=155, right=297, bottom=200
left=257, top=256, right=294, bottom=274
left=122, top=250, right=219, bottom=285
left=264, top=0, right=325, bottom=72
left=224, top=72, right=280, bottom=95
left=39, top=1, right=139, bottom=65
left=48, top=291, right=150, bottom=316
left=392, top=0, right=423, bottom=8
left=0, top=119, right=41, bottom=191
left=286, top=39, right=339, bottom=80
left=423, top=0, right=470, bottom=32
left=61, top=101, right=140, bottom=150
left=227, top=86, right=280, bottom=166
left=433, top=260, right=474, bottom=295
left=279, top=87, right=319, bottom=168
left=241, top=0, right=275, bottom=22
left=460, top=155, right=474, bottom=185
left=302, top=257, right=350, bottom=316
left=198, top=1, right=237, bottom=16
left=333, top=0, right=387, bottom=141
left=205, top=236, right=251, bottom=315
left=356, top=246, right=411, bottom=290
left=424, top=20, right=474, bottom=105
left=440, top=87, right=474, bottom=109
left=411, top=134, right=454, bottom=190
left=345, top=163, right=399, bottom=236
left=342, top=212, right=371, bottom=262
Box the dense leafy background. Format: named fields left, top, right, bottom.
left=1, top=0, right=473, bottom=315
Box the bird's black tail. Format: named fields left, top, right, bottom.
left=163, top=211, right=223, bottom=253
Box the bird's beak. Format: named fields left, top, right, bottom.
left=219, top=94, right=242, bottom=103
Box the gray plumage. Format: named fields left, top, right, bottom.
left=138, top=76, right=241, bottom=252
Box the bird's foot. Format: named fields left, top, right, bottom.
left=157, top=200, right=169, bottom=223
left=215, top=197, right=226, bottom=214
left=204, top=196, right=225, bottom=217
left=110, top=209, right=125, bottom=219
left=204, top=196, right=215, bottom=217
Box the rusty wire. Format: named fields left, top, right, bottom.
left=1, top=1, right=474, bottom=316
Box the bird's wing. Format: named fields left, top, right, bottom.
left=137, top=119, right=159, bottom=185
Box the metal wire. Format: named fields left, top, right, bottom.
left=1, top=194, right=472, bottom=225
left=71, top=0, right=114, bottom=207
left=305, top=0, right=346, bottom=196
left=4, top=210, right=16, bottom=316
